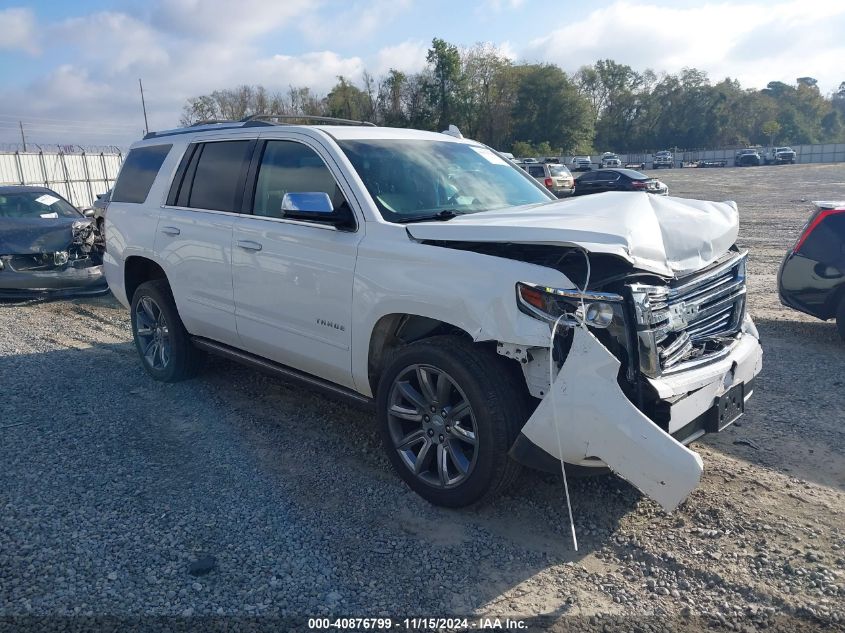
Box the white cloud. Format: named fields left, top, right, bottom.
left=373, top=40, right=429, bottom=76
left=150, top=0, right=316, bottom=40
left=300, top=0, right=413, bottom=46
left=0, top=7, right=38, bottom=54
left=485, top=0, right=526, bottom=10
left=523, top=0, right=845, bottom=93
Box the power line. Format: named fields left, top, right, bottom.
left=0, top=114, right=138, bottom=128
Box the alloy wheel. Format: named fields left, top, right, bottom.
left=134, top=296, right=171, bottom=371
left=386, top=364, right=479, bottom=489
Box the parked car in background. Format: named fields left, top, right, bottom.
left=524, top=162, right=574, bottom=197
left=778, top=201, right=845, bottom=341
left=570, top=156, right=592, bottom=172
left=520, top=157, right=539, bottom=164
left=764, top=147, right=796, bottom=165
left=653, top=151, right=674, bottom=169
left=735, top=148, right=762, bottom=167
left=574, top=168, right=668, bottom=197
left=600, top=152, right=622, bottom=168
left=0, top=185, right=106, bottom=298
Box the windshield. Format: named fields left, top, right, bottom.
left=338, top=139, right=552, bottom=222
left=0, top=191, right=80, bottom=219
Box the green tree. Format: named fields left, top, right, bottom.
left=762, top=120, right=781, bottom=145
left=426, top=38, right=461, bottom=130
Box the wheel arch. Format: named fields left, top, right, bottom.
left=367, top=313, right=478, bottom=397
left=124, top=256, right=168, bottom=304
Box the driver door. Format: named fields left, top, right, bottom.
left=231, top=137, right=364, bottom=389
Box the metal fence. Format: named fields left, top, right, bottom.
left=0, top=149, right=124, bottom=208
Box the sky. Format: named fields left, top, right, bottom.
left=0, top=0, right=843, bottom=148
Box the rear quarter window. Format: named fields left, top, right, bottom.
left=111, top=144, right=172, bottom=204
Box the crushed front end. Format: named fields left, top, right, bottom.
left=0, top=220, right=107, bottom=298
left=508, top=249, right=763, bottom=510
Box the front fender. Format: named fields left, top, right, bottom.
left=350, top=232, right=574, bottom=396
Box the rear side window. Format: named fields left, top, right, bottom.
left=184, top=141, right=253, bottom=212
left=527, top=165, right=545, bottom=178
left=112, top=144, right=172, bottom=204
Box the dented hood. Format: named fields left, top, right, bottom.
left=406, top=192, right=739, bottom=277
left=0, top=217, right=86, bottom=255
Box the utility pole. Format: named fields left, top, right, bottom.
left=19, top=121, right=27, bottom=152
left=139, top=78, right=149, bottom=135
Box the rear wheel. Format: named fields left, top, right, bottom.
left=130, top=280, right=204, bottom=382
left=836, top=296, right=845, bottom=343
left=376, top=336, right=526, bottom=507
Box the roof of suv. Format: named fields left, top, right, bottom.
left=140, top=121, right=471, bottom=145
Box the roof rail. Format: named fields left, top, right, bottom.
left=189, top=119, right=236, bottom=126
left=240, top=114, right=377, bottom=127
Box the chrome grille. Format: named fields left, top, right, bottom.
left=631, top=251, right=747, bottom=376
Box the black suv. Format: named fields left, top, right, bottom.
left=778, top=202, right=845, bottom=341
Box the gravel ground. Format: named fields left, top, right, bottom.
left=1, top=163, right=844, bottom=632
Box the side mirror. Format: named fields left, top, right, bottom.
left=82, top=208, right=95, bottom=218
left=281, top=192, right=352, bottom=229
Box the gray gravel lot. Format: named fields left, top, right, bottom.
left=1, top=163, right=844, bottom=631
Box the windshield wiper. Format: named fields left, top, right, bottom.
left=396, top=209, right=460, bottom=224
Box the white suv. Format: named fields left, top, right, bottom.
left=104, top=117, right=763, bottom=510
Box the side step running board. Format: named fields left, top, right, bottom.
left=191, top=337, right=373, bottom=409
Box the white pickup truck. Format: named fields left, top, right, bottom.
left=104, top=118, right=763, bottom=510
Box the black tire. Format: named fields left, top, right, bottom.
left=130, top=279, right=204, bottom=382
left=836, top=296, right=845, bottom=343
left=376, top=336, right=526, bottom=507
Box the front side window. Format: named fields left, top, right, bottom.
left=338, top=139, right=552, bottom=223
left=112, top=144, right=172, bottom=204
left=253, top=141, right=347, bottom=219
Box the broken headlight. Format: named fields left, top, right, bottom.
left=516, top=282, right=625, bottom=329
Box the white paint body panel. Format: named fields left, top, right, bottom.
left=406, top=192, right=739, bottom=277
left=232, top=215, right=362, bottom=390
left=154, top=207, right=239, bottom=347
left=521, top=326, right=704, bottom=511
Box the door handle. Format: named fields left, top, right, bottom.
left=160, top=226, right=181, bottom=236
left=237, top=240, right=263, bottom=252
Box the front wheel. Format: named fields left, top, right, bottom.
left=376, top=336, right=526, bottom=507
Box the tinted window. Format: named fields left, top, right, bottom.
left=253, top=141, right=347, bottom=219
left=187, top=141, right=252, bottom=212
left=112, top=144, right=172, bottom=204
left=577, top=172, right=596, bottom=182
left=527, top=165, right=545, bottom=177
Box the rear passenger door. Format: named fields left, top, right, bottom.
left=157, top=138, right=255, bottom=346
left=232, top=137, right=363, bottom=389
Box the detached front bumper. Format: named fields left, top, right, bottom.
left=0, top=260, right=107, bottom=298
left=511, top=317, right=762, bottom=511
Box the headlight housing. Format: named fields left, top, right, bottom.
left=516, top=282, right=624, bottom=329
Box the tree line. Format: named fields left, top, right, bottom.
left=180, top=38, right=845, bottom=156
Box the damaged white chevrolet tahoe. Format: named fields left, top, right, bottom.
left=104, top=118, right=763, bottom=511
